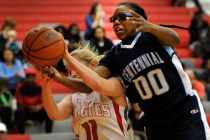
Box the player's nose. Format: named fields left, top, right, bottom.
left=71, top=70, right=80, bottom=79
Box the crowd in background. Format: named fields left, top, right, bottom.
left=0, top=1, right=209, bottom=140
left=0, top=2, right=114, bottom=137
left=172, top=0, right=210, bottom=105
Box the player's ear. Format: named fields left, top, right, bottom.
left=90, top=60, right=98, bottom=69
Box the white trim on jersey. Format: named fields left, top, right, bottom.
left=171, top=54, right=192, bottom=95
left=121, top=32, right=142, bottom=49
left=190, top=90, right=210, bottom=140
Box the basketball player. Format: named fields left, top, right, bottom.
left=38, top=48, right=133, bottom=140
left=46, top=2, right=210, bottom=140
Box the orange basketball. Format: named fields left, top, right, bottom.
left=22, top=26, right=65, bottom=67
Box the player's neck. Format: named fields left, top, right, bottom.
left=122, top=33, right=139, bottom=45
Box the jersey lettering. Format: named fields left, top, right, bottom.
left=133, top=69, right=169, bottom=100
left=122, top=51, right=164, bottom=82
left=101, top=104, right=111, bottom=117
left=75, top=103, right=111, bottom=120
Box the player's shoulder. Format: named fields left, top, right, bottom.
left=139, top=32, right=163, bottom=47
left=140, top=32, right=158, bottom=41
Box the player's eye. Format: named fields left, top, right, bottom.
left=109, top=13, right=133, bottom=23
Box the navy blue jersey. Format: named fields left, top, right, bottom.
left=99, top=32, right=192, bottom=115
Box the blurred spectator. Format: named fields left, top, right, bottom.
left=54, top=25, right=69, bottom=45
left=0, top=18, right=16, bottom=61
left=5, top=30, right=18, bottom=54
left=90, top=26, right=113, bottom=55
left=54, top=25, right=69, bottom=73
left=189, top=11, right=209, bottom=57
left=0, top=123, right=7, bottom=140
left=199, top=26, right=210, bottom=61
left=0, top=78, right=13, bottom=131
left=200, top=59, right=210, bottom=100
left=0, top=49, right=25, bottom=95
left=189, top=11, right=209, bottom=44
left=54, top=25, right=68, bottom=39
left=186, top=70, right=206, bottom=100
left=67, top=23, right=82, bottom=53
left=129, top=103, right=147, bottom=140
left=68, top=23, right=81, bottom=44
left=85, top=3, right=105, bottom=40
left=15, top=68, right=53, bottom=134
left=173, top=0, right=204, bottom=12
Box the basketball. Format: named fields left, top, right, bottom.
left=22, top=26, right=65, bottom=67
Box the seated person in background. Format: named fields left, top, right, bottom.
left=0, top=78, right=13, bottom=131
left=185, top=69, right=206, bottom=100
left=0, top=49, right=25, bottom=95
left=189, top=26, right=210, bottom=60
left=200, top=59, right=210, bottom=100
left=200, top=26, right=210, bottom=61
left=0, top=18, right=16, bottom=61
left=90, top=26, right=114, bottom=55
left=0, top=123, right=7, bottom=140
left=54, top=25, right=68, bottom=73
left=189, top=11, right=209, bottom=57
left=67, top=24, right=81, bottom=52
left=173, top=0, right=204, bottom=13
left=85, top=3, right=105, bottom=40
left=129, top=103, right=147, bottom=140
left=5, top=30, right=19, bottom=56
left=15, top=68, right=53, bottom=134
left=54, top=25, right=69, bottom=45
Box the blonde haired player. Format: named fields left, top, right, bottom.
left=39, top=47, right=134, bottom=140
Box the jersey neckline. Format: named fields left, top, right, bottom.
left=120, top=32, right=142, bottom=49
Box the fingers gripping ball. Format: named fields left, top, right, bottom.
left=22, top=26, right=65, bottom=67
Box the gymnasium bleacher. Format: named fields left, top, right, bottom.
left=0, top=0, right=210, bottom=139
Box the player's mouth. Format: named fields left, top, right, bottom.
left=114, top=27, right=124, bottom=33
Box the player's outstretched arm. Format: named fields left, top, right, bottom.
left=64, top=53, right=124, bottom=97
left=42, top=66, right=93, bottom=93
left=39, top=71, right=73, bottom=121
left=129, top=10, right=180, bottom=47
left=58, top=46, right=112, bottom=93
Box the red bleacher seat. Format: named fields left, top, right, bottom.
left=174, top=48, right=193, bottom=58
left=194, top=58, right=203, bottom=68
left=206, top=115, right=210, bottom=126
left=0, top=0, right=192, bottom=42
left=8, top=134, right=30, bottom=140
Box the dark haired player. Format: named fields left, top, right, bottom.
left=46, top=2, right=210, bottom=140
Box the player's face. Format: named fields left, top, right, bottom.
left=70, top=56, right=91, bottom=79
left=112, top=5, right=137, bottom=40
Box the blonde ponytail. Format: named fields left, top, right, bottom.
left=68, top=46, right=103, bottom=65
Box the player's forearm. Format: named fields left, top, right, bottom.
left=42, top=86, right=66, bottom=120
left=149, top=24, right=180, bottom=47
left=55, top=75, right=93, bottom=93
left=65, top=55, right=104, bottom=93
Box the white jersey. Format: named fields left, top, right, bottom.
left=72, top=92, right=132, bottom=140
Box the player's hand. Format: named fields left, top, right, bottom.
left=36, top=67, right=52, bottom=87
left=42, top=66, right=63, bottom=83
left=128, top=10, right=153, bottom=33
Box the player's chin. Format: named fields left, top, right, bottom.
left=115, top=32, right=127, bottom=40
